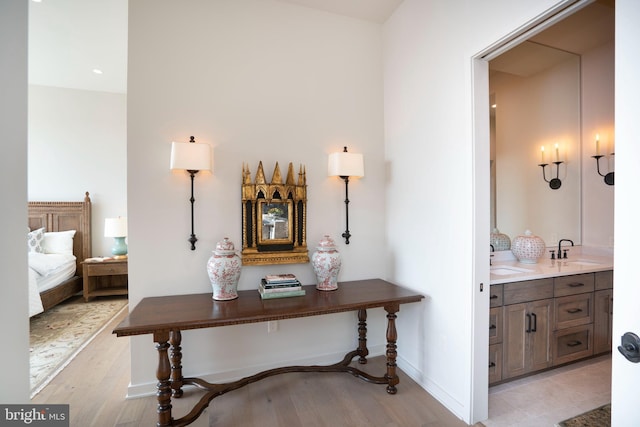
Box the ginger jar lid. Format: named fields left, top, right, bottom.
left=316, top=235, right=337, bottom=251
left=214, top=237, right=236, bottom=255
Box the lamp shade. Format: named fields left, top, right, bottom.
left=170, top=141, right=212, bottom=172
left=104, top=217, right=128, bottom=238
left=328, top=150, right=364, bottom=177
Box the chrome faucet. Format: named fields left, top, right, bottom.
left=558, top=239, right=574, bottom=259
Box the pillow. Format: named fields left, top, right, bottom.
left=27, top=227, right=45, bottom=253
left=43, top=230, right=76, bottom=255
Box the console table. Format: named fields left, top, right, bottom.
left=113, top=279, right=424, bottom=427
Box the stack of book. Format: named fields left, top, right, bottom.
left=259, top=274, right=306, bottom=299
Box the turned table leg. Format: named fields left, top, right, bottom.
left=154, top=332, right=173, bottom=427
left=357, top=309, right=369, bottom=364
left=169, top=330, right=184, bottom=398
left=384, top=304, right=399, bottom=394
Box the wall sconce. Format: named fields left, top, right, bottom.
left=170, top=136, right=212, bottom=250
left=538, top=143, right=563, bottom=190
left=328, top=146, right=364, bottom=244
left=591, top=134, right=614, bottom=185
left=104, top=216, right=128, bottom=259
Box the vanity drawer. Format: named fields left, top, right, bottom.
left=490, top=284, right=503, bottom=307
left=554, top=274, right=595, bottom=297
left=553, top=324, right=593, bottom=365
left=489, top=307, right=503, bottom=345
left=488, top=343, right=503, bottom=385
left=595, top=270, right=613, bottom=290
left=555, top=293, right=593, bottom=330
left=503, top=278, right=553, bottom=305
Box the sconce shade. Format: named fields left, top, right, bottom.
left=328, top=150, right=364, bottom=177
left=104, top=217, right=128, bottom=238
left=170, top=140, right=212, bottom=172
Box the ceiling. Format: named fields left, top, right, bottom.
left=490, top=0, right=615, bottom=77
left=29, top=0, right=614, bottom=93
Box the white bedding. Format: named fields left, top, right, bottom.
left=28, top=253, right=76, bottom=317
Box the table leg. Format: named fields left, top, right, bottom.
left=154, top=332, right=173, bottom=427
left=169, top=330, right=184, bottom=397
left=384, top=304, right=399, bottom=394
left=357, top=309, right=369, bottom=364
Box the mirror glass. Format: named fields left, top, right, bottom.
left=490, top=41, right=581, bottom=247
left=258, top=200, right=293, bottom=244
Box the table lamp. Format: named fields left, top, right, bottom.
left=104, top=216, right=128, bottom=259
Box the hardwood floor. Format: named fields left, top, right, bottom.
left=32, top=308, right=477, bottom=426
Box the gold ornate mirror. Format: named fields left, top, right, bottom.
left=241, top=161, right=308, bottom=265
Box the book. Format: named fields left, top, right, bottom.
left=259, top=283, right=302, bottom=293
left=264, top=273, right=298, bottom=284
left=258, top=287, right=306, bottom=299
left=261, top=278, right=301, bottom=288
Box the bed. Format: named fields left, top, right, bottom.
left=27, top=192, right=92, bottom=315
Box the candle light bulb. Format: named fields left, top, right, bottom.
left=540, top=146, right=545, bottom=163
left=555, top=143, right=559, bottom=162
left=595, top=134, right=600, bottom=155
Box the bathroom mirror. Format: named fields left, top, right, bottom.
left=490, top=41, right=581, bottom=247
left=241, top=161, right=309, bottom=265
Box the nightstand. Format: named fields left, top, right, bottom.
left=82, top=258, right=128, bottom=302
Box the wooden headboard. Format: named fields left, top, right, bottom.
left=28, top=192, right=92, bottom=272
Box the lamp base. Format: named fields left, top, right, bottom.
left=111, top=236, right=128, bottom=257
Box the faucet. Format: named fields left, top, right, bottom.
left=490, top=244, right=495, bottom=265
left=558, top=239, right=574, bottom=259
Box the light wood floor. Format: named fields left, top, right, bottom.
left=32, top=308, right=479, bottom=426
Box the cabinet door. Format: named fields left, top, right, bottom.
left=502, top=303, right=528, bottom=379
left=489, top=343, right=503, bottom=385
left=502, top=299, right=553, bottom=379
left=529, top=299, right=553, bottom=372
left=489, top=307, right=503, bottom=346
left=594, top=289, right=613, bottom=354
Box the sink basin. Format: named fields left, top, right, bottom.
left=566, top=259, right=601, bottom=266
left=490, top=266, right=535, bottom=276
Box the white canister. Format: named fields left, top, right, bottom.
left=207, top=237, right=242, bottom=300
left=311, top=235, right=342, bottom=291
left=490, top=228, right=511, bottom=251
left=511, top=230, right=546, bottom=264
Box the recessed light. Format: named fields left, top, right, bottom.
left=92, top=69, right=103, bottom=75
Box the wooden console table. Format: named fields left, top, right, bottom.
left=113, top=279, right=424, bottom=427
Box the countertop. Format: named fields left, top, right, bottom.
left=490, top=246, right=613, bottom=285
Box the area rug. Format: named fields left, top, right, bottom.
left=29, top=295, right=128, bottom=397
left=557, top=404, right=611, bottom=427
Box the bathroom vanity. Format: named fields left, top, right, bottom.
left=489, top=249, right=613, bottom=385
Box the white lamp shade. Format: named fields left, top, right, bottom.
left=104, top=217, right=128, bottom=237
left=170, top=141, right=212, bottom=171
left=328, top=151, right=364, bottom=177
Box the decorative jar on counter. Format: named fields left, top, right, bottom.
left=511, top=230, right=546, bottom=264
left=490, top=228, right=511, bottom=251
left=311, top=235, right=341, bottom=291
left=207, top=237, right=241, bottom=300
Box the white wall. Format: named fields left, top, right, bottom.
left=382, top=0, right=586, bottom=423
left=28, top=85, right=127, bottom=257
left=127, top=0, right=387, bottom=392
left=0, top=0, right=30, bottom=403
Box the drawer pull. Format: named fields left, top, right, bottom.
left=489, top=324, right=496, bottom=330
left=489, top=362, right=496, bottom=368
left=566, top=308, right=583, bottom=314
left=490, top=295, right=498, bottom=300
left=568, top=282, right=585, bottom=288
left=567, top=340, right=583, bottom=347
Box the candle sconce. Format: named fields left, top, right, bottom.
left=539, top=161, right=563, bottom=190
left=592, top=153, right=615, bottom=185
